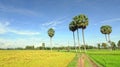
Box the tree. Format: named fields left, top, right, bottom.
left=73, top=14, right=89, bottom=52
left=69, top=21, right=77, bottom=52
left=42, top=43, right=45, bottom=50
left=97, top=43, right=101, bottom=49
left=102, top=43, right=107, bottom=49
left=110, top=41, right=116, bottom=50
left=100, top=25, right=108, bottom=42
left=100, top=25, right=112, bottom=42
left=106, top=25, right=112, bottom=42
left=117, top=40, right=120, bottom=49
left=25, top=45, right=34, bottom=50
left=48, top=28, right=55, bottom=51
left=78, top=14, right=88, bottom=52
left=73, top=16, right=81, bottom=52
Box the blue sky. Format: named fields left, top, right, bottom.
left=0, top=0, right=120, bottom=48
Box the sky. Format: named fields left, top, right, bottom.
left=0, top=0, right=120, bottom=48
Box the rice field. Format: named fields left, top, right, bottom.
left=0, top=50, right=75, bottom=67
left=87, top=50, right=120, bottom=67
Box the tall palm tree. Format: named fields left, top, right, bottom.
left=73, top=16, right=81, bottom=52
left=78, top=14, right=88, bottom=52
left=69, top=21, right=77, bottom=52
left=106, top=25, right=112, bottom=42
left=100, top=25, right=108, bottom=41
left=48, top=28, right=55, bottom=51
left=100, top=25, right=112, bottom=42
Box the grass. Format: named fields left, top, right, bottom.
left=87, top=49, right=120, bottom=67
left=0, top=50, right=75, bottom=67
left=67, top=53, right=80, bottom=67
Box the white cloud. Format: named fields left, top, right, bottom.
left=9, top=29, right=40, bottom=35
left=42, top=17, right=69, bottom=30
left=0, top=21, right=9, bottom=34
left=0, top=21, right=40, bottom=35
left=101, top=18, right=120, bottom=23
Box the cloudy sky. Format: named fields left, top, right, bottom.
left=0, top=0, right=120, bottom=48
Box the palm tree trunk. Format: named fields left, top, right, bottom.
left=77, top=29, right=81, bottom=52
left=50, top=37, right=52, bottom=51
left=82, top=29, right=86, bottom=52
left=108, top=34, right=111, bottom=42
left=105, top=34, right=107, bottom=42
left=73, top=32, right=77, bottom=52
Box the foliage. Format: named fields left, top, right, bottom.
left=25, top=45, right=34, bottom=50
left=48, top=28, right=55, bottom=38
left=117, top=40, right=120, bottom=48
left=100, top=25, right=112, bottom=42
left=69, top=21, right=77, bottom=32
left=42, top=43, right=45, bottom=50
left=102, top=43, right=107, bottom=49
left=110, top=41, right=116, bottom=50
left=97, top=43, right=101, bottom=49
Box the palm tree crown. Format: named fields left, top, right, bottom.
left=69, top=21, right=77, bottom=32
left=48, top=28, right=55, bottom=38
left=73, top=14, right=88, bottom=29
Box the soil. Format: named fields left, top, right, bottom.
left=77, top=54, right=98, bottom=67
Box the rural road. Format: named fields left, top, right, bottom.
left=78, top=54, right=98, bottom=67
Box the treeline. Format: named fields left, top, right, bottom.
left=97, top=40, right=120, bottom=50
left=0, top=45, right=97, bottom=50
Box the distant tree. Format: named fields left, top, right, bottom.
left=100, top=26, right=108, bottom=41
left=102, top=43, right=107, bottom=49
left=110, top=41, right=116, bottom=50
left=48, top=28, right=55, bottom=51
left=97, top=43, right=101, bottom=49
left=25, top=45, right=34, bottom=50
left=117, top=40, right=120, bottom=49
left=42, top=43, right=45, bottom=50
left=106, top=25, right=112, bottom=42
left=100, top=25, right=112, bottom=42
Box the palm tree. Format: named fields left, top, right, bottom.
left=48, top=28, right=55, bottom=51
left=100, top=25, right=112, bottom=42
left=78, top=14, right=88, bottom=52
left=100, top=25, right=108, bottom=41
left=73, top=16, right=81, bottom=52
left=69, top=21, right=77, bottom=52
left=106, top=25, right=112, bottom=42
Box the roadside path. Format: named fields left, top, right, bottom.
left=77, top=53, right=98, bottom=67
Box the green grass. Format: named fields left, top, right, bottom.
left=87, top=49, right=120, bottom=67
left=67, top=53, right=80, bottom=67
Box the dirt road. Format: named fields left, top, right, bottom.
left=77, top=54, right=98, bottom=67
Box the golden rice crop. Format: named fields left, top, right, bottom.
left=0, top=50, right=75, bottom=67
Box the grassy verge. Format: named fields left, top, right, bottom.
left=67, top=53, right=80, bottom=67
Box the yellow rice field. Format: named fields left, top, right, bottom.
left=0, top=50, right=75, bottom=67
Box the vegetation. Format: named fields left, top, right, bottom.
left=102, top=43, right=108, bottom=49
left=69, top=21, right=77, bottom=52
left=97, top=43, right=101, bottom=49
left=0, top=50, right=75, bottom=67
left=88, top=50, right=120, bottom=67
left=69, top=14, right=89, bottom=52
left=48, top=28, right=55, bottom=51
left=117, top=40, right=120, bottom=48
left=100, top=25, right=112, bottom=42
left=67, top=54, right=79, bottom=67
left=110, top=41, right=116, bottom=50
